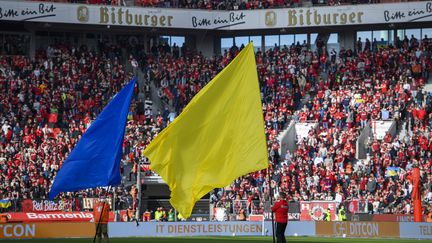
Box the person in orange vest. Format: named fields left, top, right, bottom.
left=427, top=206, right=432, bottom=223
left=93, top=198, right=110, bottom=243
left=143, top=209, right=151, bottom=222
left=0, top=214, right=8, bottom=223
left=127, top=206, right=136, bottom=222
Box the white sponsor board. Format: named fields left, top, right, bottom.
left=1, top=1, right=432, bottom=30
left=109, top=221, right=266, bottom=237
left=109, top=221, right=315, bottom=237
left=285, top=221, right=315, bottom=236
left=399, top=223, right=432, bottom=239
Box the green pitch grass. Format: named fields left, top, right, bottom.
left=1, top=237, right=430, bottom=243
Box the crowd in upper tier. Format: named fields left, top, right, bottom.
left=38, top=0, right=404, bottom=10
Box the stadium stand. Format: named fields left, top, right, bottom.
left=1, top=33, right=431, bottom=221
left=208, top=36, right=432, bottom=219
left=0, top=1, right=431, bottom=225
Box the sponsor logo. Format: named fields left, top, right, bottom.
left=265, top=11, right=276, bottom=27
left=333, top=222, right=381, bottom=237
left=26, top=212, right=93, bottom=220
left=99, top=7, right=173, bottom=27
left=155, top=223, right=262, bottom=234
left=419, top=225, right=432, bottom=236
left=0, top=224, right=35, bottom=238
left=77, top=6, right=89, bottom=23
left=21, top=199, right=65, bottom=212
left=287, top=9, right=364, bottom=26
left=0, top=3, right=56, bottom=21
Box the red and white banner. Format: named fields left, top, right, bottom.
left=5, top=211, right=128, bottom=223
left=346, top=200, right=359, bottom=214
left=300, top=201, right=337, bottom=221
left=82, top=198, right=112, bottom=210
left=6, top=212, right=94, bottom=222
left=21, top=199, right=65, bottom=212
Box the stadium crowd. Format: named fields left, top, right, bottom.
left=0, top=31, right=431, bottom=221
left=38, top=0, right=399, bottom=10
left=209, top=35, right=432, bottom=219
left=0, top=39, right=144, bottom=211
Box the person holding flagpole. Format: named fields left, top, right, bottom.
left=271, top=191, right=288, bottom=243
left=93, top=198, right=110, bottom=243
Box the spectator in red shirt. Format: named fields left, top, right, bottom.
left=271, top=191, right=288, bottom=243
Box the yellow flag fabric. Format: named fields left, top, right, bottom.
left=143, top=43, right=268, bottom=218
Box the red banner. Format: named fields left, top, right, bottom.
left=21, top=199, right=65, bottom=212
left=346, top=200, right=359, bottom=214
left=5, top=211, right=129, bottom=223
left=6, top=212, right=94, bottom=222
left=300, top=201, right=337, bottom=221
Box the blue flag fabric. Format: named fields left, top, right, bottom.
left=49, top=79, right=136, bottom=200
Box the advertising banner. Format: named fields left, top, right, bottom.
left=1, top=1, right=432, bottom=30
left=109, top=221, right=316, bottom=237
left=6, top=211, right=94, bottom=222
left=345, top=200, right=359, bottom=214
left=0, top=222, right=94, bottom=239
left=288, top=202, right=300, bottom=221
left=82, top=198, right=112, bottom=210
left=372, top=214, right=424, bottom=222
left=285, top=221, right=315, bottom=236
left=109, top=221, right=266, bottom=237
left=21, top=199, right=66, bottom=212
left=316, top=221, right=400, bottom=238
left=5, top=210, right=128, bottom=222
left=300, top=201, right=337, bottom=221
left=399, top=222, right=432, bottom=239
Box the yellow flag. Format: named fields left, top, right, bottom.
left=143, top=43, right=268, bottom=218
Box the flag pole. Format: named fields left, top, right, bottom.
left=267, top=169, right=276, bottom=243
left=93, top=186, right=111, bottom=243
left=136, top=160, right=142, bottom=221
left=113, top=187, right=117, bottom=221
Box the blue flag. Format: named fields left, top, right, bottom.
left=49, top=79, right=136, bottom=200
